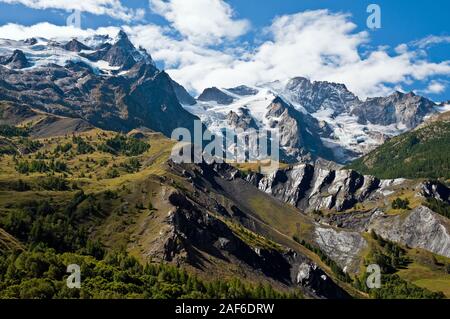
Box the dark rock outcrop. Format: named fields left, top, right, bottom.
left=159, top=188, right=350, bottom=299
left=198, top=87, right=234, bottom=105
left=0, top=50, right=30, bottom=69
left=418, top=180, right=450, bottom=203
left=24, top=38, right=37, bottom=45
left=170, top=79, right=197, bottom=105
left=226, top=85, right=259, bottom=96
left=63, top=39, right=91, bottom=52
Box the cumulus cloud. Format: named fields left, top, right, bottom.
left=155, top=9, right=450, bottom=98
left=424, top=80, right=446, bottom=94
left=0, top=0, right=145, bottom=21
left=149, top=0, right=250, bottom=45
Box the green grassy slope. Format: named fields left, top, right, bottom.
left=0, top=127, right=305, bottom=299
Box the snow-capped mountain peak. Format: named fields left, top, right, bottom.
left=186, top=77, right=441, bottom=164
left=0, top=30, right=155, bottom=75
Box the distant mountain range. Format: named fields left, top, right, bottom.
left=0, top=31, right=448, bottom=164
left=188, top=79, right=448, bottom=163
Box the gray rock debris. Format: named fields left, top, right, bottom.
left=314, top=226, right=368, bottom=272
left=369, top=206, right=450, bottom=258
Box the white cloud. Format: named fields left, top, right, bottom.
left=0, top=22, right=119, bottom=40
left=413, top=35, right=450, bottom=49
left=149, top=0, right=250, bottom=45
left=424, top=80, right=446, bottom=94
left=0, top=0, right=144, bottom=21
left=156, top=10, right=450, bottom=98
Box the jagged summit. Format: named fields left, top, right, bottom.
left=0, top=30, right=156, bottom=74
left=198, top=87, right=235, bottom=105
left=353, top=89, right=436, bottom=128
left=0, top=49, right=30, bottom=69
left=24, top=38, right=37, bottom=45
left=113, top=29, right=135, bottom=53
left=63, top=38, right=91, bottom=52
left=79, top=30, right=155, bottom=71
left=266, top=96, right=290, bottom=117
left=116, top=29, right=128, bottom=39
left=284, top=76, right=360, bottom=114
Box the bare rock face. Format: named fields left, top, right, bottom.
left=0, top=101, right=37, bottom=125
left=418, top=181, right=450, bottom=203
left=152, top=188, right=350, bottom=299
left=198, top=87, right=234, bottom=105
left=265, top=97, right=334, bottom=161
left=63, top=39, right=91, bottom=52
left=29, top=116, right=93, bottom=138
left=352, top=91, right=436, bottom=128
left=162, top=191, right=292, bottom=278
left=256, top=164, right=313, bottom=206
left=314, top=226, right=367, bottom=272
left=246, top=162, right=450, bottom=220
left=226, top=107, right=258, bottom=131
left=284, top=77, right=360, bottom=114
left=325, top=209, right=383, bottom=232
left=170, top=79, right=197, bottom=106
left=184, top=160, right=450, bottom=284
left=248, top=164, right=380, bottom=212
left=369, top=206, right=450, bottom=258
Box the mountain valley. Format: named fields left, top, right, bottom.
left=0, top=31, right=449, bottom=300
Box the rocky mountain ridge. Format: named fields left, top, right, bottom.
left=0, top=31, right=199, bottom=137
left=192, top=78, right=445, bottom=164
left=193, top=160, right=450, bottom=271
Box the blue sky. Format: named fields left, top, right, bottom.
left=0, top=0, right=449, bottom=101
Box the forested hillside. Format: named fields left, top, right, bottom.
left=347, top=117, right=450, bottom=179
